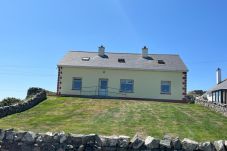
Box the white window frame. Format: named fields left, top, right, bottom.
left=161, top=81, right=171, bottom=94
left=120, top=79, right=134, bottom=93
left=72, top=77, right=82, bottom=90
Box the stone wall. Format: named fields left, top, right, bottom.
left=0, top=88, right=47, bottom=118
left=0, top=129, right=226, bottom=151
left=195, top=97, right=227, bottom=117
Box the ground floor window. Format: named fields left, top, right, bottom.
left=120, top=79, right=134, bottom=93
left=161, top=81, right=171, bottom=94
left=72, top=78, right=82, bottom=90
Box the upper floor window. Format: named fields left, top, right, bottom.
left=120, top=79, right=134, bottom=93
left=72, top=78, right=82, bottom=90
left=161, top=81, right=171, bottom=94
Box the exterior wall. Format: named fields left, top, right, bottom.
left=58, top=66, right=185, bottom=101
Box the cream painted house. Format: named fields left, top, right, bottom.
left=57, top=46, right=188, bottom=101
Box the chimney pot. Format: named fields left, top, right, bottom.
left=142, top=46, right=148, bottom=58
left=98, top=45, right=105, bottom=57
left=216, top=68, right=222, bottom=84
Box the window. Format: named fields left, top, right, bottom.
left=120, top=79, right=134, bottom=93
left=161, top=81, right=171, bottom=94
left=81, top=57, right=90, bottom=61
left=72, top=78, right=82, bottom=90
left=158, top=60, right=165, bottom=64
left=118, top=58, right=125, bottom=63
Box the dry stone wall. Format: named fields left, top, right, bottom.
left=0, top=129, right=226, bottom=151
left=195, top=97, right=227, bottom=117
left=0, top=88, right=47, bottom=118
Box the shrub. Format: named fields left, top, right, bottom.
left=26, top=87, right=44, bottom=99
left=0, top=97, right=23, bottom=107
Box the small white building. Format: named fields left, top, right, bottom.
left=206, top=68, right=227, bottom=104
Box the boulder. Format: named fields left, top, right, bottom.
left=78, top=144, right=85, bottom=151
left=199, top=141, right=215, bottom=151
left=81, top=134, right=96, bottom=145
left=59, top=133, right=67, bottom=144
left=182, top=138, right=199, bottom=151
left=214, top=140, right=226, bottom=151
left=172, top=137, right=182, bottom=150
left=22, top=131, right=36, bottom=143
left=100, top=135, right=119, bottom=147
left=160, top=139, right=172, bottom=149
left=67, top=134, right=83, bottom=147
left=5, top=129, right=14, bottom=141
left=118, top=135, right=130, bottom=148
left=14, top=131, right=26, bottom=141
left=144, top=136, right=160, bottom=149
left=0, top=129, right=5, bottom=141
left=130, top=134, right=144, bottom=149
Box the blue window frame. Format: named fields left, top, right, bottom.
left=120, top=79, right=134, bottom=93
left=72, top=78, right=82, bottom=90
left=161, top=81, right=171, bottom=94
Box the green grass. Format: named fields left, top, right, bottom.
left=0, top=96, right=227, bottom=141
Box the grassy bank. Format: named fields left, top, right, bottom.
left=0, top=96, right=226, bottom=141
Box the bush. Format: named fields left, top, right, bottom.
left=26, top=87, right=44, bottom=99
left=0, top=97, right=23, bottom=107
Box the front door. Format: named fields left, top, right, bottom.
left=99, top=79, right=108, bottom=96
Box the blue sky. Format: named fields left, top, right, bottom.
left=0, top=0, right=227, bottom=100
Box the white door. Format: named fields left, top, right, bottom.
left=99, top=79, right=108, bottom=96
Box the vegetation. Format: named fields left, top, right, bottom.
left=0, top=97, right=23, bottom=107
left=0, top=96, right=227, bottom=141
left=186, top=90, right=206, bottom=103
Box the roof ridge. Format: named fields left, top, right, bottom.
left=69, top=50, right=179, bottom=56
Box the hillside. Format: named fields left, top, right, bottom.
left=0, top=96, right=227, bottom=141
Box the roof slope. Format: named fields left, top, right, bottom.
left=58, top=51, right=188, bottom=72
left=210, top=79, right=227, bottom=91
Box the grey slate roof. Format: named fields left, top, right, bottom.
left=58, top=51, right=188, bottom=72
left=210, top=79, right=227, bottom=91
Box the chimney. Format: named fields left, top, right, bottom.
left=98, top=45, right=105, bottom=57
left=216, top=68, right=222, bottom=84
left=142, top=46, right=148, bottom=58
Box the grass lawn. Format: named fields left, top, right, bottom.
left=0, top=96, right=227, bottom=141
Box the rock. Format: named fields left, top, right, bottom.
left=5, top=129, right=14, bottom=141
left=59, top=133, right=67, bottom=144
left=67, top=134, right=83, bottom=147
left=182, top=138, right=199, bottom=151
left=160, top=139, right=172, bottom=149
left=78, top=145, right=85, bottom=151
left=0, top=129, right=5, bottom=141
left=163, top=134, right=172, bottom=140
left=101, top=136, right=119, bottom=147
left=22, top=131, right=36, bottom=143
left=66, top=144, right=74, bottom=149
left=144, top=136, right=160, bottom=149
left=172, top=137, right=182, bottom=150
left=118, top=135, right=130, bottom=148
left=42, top=132, right=54, bottom=143
left=82, top=134, right=96, bottom=145
left=199, top=141, right=215, bottom=151
left=14, top=131, right=26, bottom=141
left=214, top=140, right=226, bottom=151
left=130, top=134, right=144, bottom=149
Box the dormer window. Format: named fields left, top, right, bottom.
left=118, top=58, right=125, bottom=63
left=158, top=60, right=165, bottom=64
left=81, top=57, right=90, bottom=61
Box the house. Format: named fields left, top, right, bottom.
left=57, top=46, right=188, bottom=101
left=206, top=68, right=227, bottom=104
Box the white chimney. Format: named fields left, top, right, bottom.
left=216, top=68, right=221, bottom=84
left=98, top=45, right=105, bottom=57
left=142, top=46, right=148, bottom=58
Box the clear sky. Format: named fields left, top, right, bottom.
left=0, top=0, right=227, bottom=100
